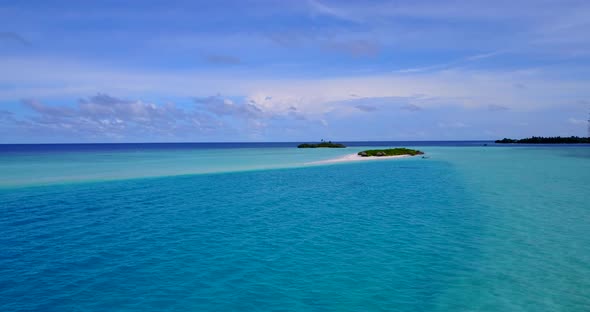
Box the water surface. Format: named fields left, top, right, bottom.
left=1, top=143, right=588, bottom=311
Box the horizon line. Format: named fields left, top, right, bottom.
left=0, top=139, right=499, bottom=145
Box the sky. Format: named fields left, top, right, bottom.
left=1, top=0, right=589, bottom=143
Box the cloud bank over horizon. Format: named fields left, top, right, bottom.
left=1, top=0, right=589, bottom=142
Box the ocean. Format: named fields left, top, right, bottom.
left=1, top=142, right=589, bottom=311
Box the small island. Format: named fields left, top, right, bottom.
left=495, top=136, right=590, bottom=144
left=298, top=141, right=346, bottom=148
left=357, top=148, right=424, bottom=157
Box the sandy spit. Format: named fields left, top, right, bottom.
left=306, top=153, right=411, bottom=165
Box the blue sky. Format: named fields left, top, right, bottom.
left=1, top=0, right=589, bottom=143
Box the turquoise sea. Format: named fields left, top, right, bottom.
left=1, top=142, right=589, bottom=311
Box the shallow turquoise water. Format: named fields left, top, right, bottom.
left=0, top=146, right=395, bottom=188
left=1, top=145, right=589, bottom=311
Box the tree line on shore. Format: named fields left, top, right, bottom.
left=495, top=136, right=590, bottom=144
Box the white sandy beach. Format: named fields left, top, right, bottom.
left=306, top=153, right=411, bottom=165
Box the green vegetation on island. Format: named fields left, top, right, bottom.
left=357, top=148, right=424, bottom=157
left=297, top=141, right=346, bottom=148
left=495, top=136, right=590, bottom=144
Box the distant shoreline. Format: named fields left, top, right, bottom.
left=297, top=142, right=346, bottom=148
left=496, top=136, right=590, bottom=144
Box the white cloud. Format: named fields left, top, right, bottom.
left=393, top=50, right=505, bottom=74
left=307, top=0, right=359, bottom=22
left=568, top=117, right=587, bottom=125
left=1, top=56, right=590, bottom=122
left=437, top=121, right=469, bottom=129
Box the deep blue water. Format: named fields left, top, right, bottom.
left=1, top=143, right=589, bottom=311
left=0, top=141, right=493, bottom=153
